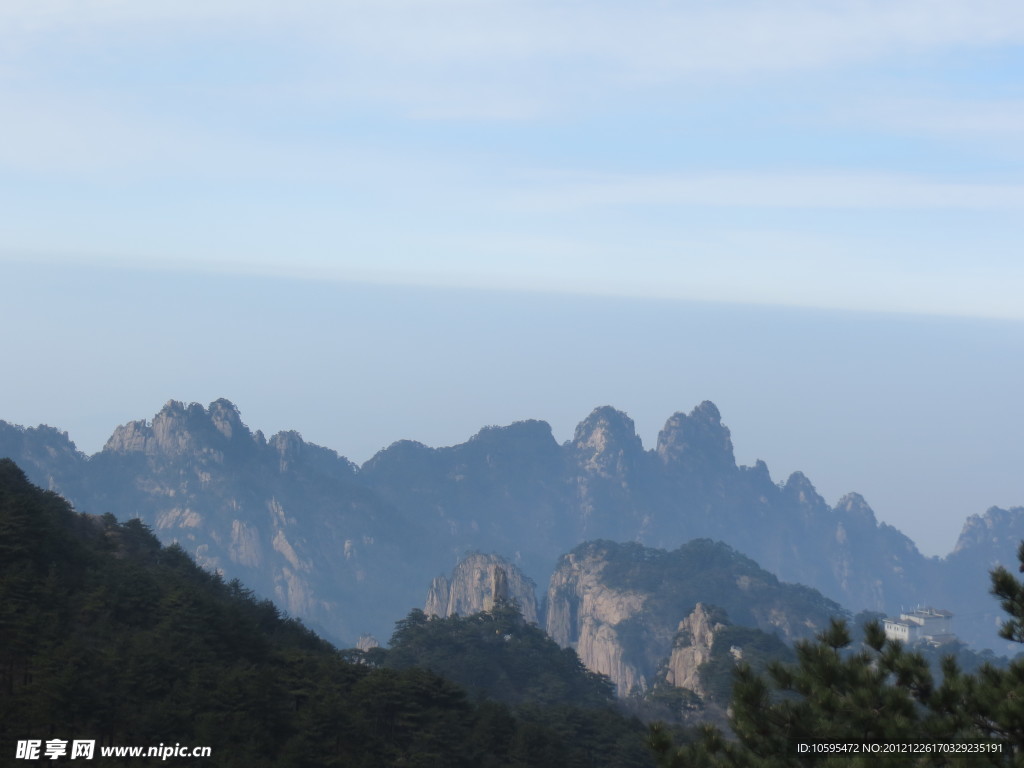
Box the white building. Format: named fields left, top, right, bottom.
left=882, top=607, right=954, bottom=645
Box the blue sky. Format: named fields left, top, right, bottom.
left=2, top=1, right=1023, bottom=556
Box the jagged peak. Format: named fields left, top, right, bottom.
left=573, top=406, right=639, bottom=444
left=571, top=406, right=643, bottom=478
left=782, top=470, right=812, bottom=489
left=781, top=471, right=826, bottom=508
left=691, top=400, right=722, bottom=422
left=269, top=430, right=308, bottom=470
left=951, top=506, right=1024, bottom=556
left=964, top=505, right=1021, bottom=526
left=656, top=400, right=736, bottom=471
left=208, top=398, right=245, bottom=440
left=104, top=398, right=253, bottom=456
left=834, top=492, right=878, bottom=526
left=676, top=603, right=730, bottom=645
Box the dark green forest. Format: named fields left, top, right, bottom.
left=379, top=604, right=616, bottom=709
left=0, top=459, right=652, bottom=766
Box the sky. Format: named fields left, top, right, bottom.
left=1, top=1, right=1023, bottom=557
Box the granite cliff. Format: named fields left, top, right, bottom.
left=662, top=604, right=728, bottom=696
left=418, top=550, right=800, bottom=706
left=425, top=553, right=539, bottom=625
left=544, top=539, right=842, bottom=695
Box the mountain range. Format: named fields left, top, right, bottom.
left=2, top=398, right=1021, bottom=651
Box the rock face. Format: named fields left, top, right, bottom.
left=356, top=634, right=380, bottom=651
left=545, top=540, right=842, bottom=696
left=545, top=545, right=652, bottom=696
left=664, top=604, right=727, bottom=696
left=425, top=553, right=539, bottom=625
left=1, top=398, right=1019, bottom=649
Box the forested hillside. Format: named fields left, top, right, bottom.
left=0, top=459, right=654, bottom=767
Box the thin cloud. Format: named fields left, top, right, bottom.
left=5, top=1, right=1024, bottom=118
left=505, top=171, right=1024, bottom=212
left=849, top=97, right=1024, bottom=140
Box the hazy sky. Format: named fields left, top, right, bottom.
left=2, top=1, right=1022, bottom=557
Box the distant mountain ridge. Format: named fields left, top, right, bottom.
left=1, top=398, right=1021, bottom=649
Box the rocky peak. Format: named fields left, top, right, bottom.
left=424, top=553, right=539, bottom=625
left=834, top=492, right=878, bottom=528
left=952, top=506, right=1024, bottom=555
left=655, top=401, right=736, bottom=472
left=208, top=398, right=245, bottom=440
left=103, top=400, right=184, bottom=455
left=103, top=399, right=251, bottom=457
left=664, top=604, right=728, bottom=695
left=571, top=406, right=644, bottom=478
left=781, top=471, right=827, bottom=511
left=270, top=430, right=306, bottom=472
